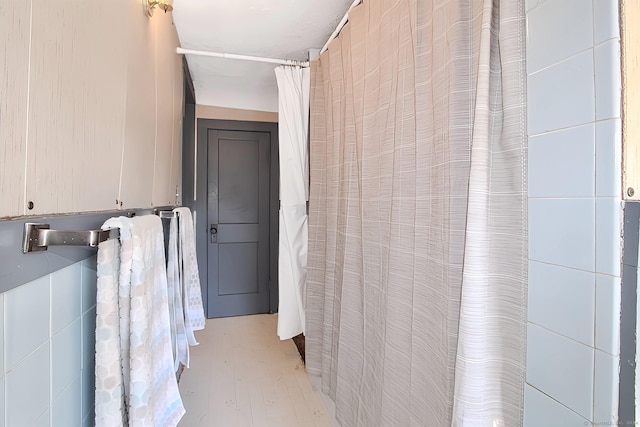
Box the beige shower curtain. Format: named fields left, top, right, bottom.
left=306, top=0, right=527, bottom=425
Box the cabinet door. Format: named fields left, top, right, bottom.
left=0, top=0, right=31, bottom=218
left=25, top=1, right=128, bottom=215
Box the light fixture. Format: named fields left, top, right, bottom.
left=144, top=0, right=173, bottom=17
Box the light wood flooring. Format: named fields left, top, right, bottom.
left=178, top=314, right=334, bottom=427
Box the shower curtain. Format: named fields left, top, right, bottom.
left=275, top=66, right=311, bottom=340
left=306, top=0, right=527, bottom=425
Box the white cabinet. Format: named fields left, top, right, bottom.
left=0, top=1, right=30, bottom=217
left=152, top=12, right=183, bottom=208
left=0, top=0, right=183, bottom=218
left=24, top=1, right=128, bottom=215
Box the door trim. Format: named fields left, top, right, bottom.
left=195, top=119, right=279, bottom=317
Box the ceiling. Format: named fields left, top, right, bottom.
left=172, top=0, right=354, bottom=112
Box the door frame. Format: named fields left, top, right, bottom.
left=194, top=119, right=279, bottom=317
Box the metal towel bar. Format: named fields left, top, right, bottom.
left=22, top=224, right=120, bottom=253
left=22, top=209, right=178, bottom=253
left=154, top=209, right=177, bottom=219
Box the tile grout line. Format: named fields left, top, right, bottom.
left=49, top=273, right=53, bottom=426
left=526, top=382, right=590, bottom=422
left=528, top=320, right=598, bottom=351
left=529, top=116, right=622, bottom=139
left=2, top=293, right=5, bottom=427
left=591, top=2, right=599, bottom=418
left=527, top=36, right=620, bottom=78
left=80, top=263, right=85, bottom=425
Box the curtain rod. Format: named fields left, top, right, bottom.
left=320, top=0, right=362, bottom=54
left=176, top=47, right=310, bottom=67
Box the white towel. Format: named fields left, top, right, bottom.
left=174, top=207, right=206, bottom=343
left=167, top=216, right=189, bottom=370
left=95, top=215, right=185, bottom=427
left=95, top=217, right=129, bottom=427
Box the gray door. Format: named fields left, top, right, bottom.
left=207, top=129, right=271, bottom=317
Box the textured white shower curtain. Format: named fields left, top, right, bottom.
left=306, top=0, right=527, bottom=426
left=275, top=66, right=311, bottom=340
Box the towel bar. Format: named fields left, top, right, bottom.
left=23, top=223, right=120, bottom=254
left=155, top=209, right=177, bottom=219
left=22, top=209, right=179, bottom=253
left=126, top=209, right=176, bottom=219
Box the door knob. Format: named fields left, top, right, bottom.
left=210, top=225, right=218, bottom=243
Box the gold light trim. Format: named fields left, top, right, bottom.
left=144, top=0, right=174, bottom=17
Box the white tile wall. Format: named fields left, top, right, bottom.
left=81, top=257, right=97, bottom=314
left=523, top=385, right=589, bottom=427
left=594, top=40, right=622, bottom=121
left=51, top=265, right=82, bottom=335
left=525, top=0, right=546, bottom=13
left=525, top=0, right=623, bottom=424
left=1, top=258, right=97, bottom=426
left=81, top=307, right=96, bottom=424
left=596, top=119, right=622, bottom=198
left=0, top=375, right=4, bottom=427
left=526, top=324, right=594, bottom=419
left=527, top=50, right=595, bottom=134
left=82, top=414, right=93, bottom=427
left=33, top=411, right=50, bottom=427
left=0, top=295, right=4, bottom=420
left=528, top=124, right=595, bottom=198
left=526, top=0, right=593, bottom=73
left=528, top=262, right=595, bottom=346
left=81, top=256, right=97, bottom=427
left=595, top=199, right=622, bottom=276
left=52, top=319, right=82, bottom=399
left=529, top=198, right=595, bottom=271
left=594, top=349, right=620, bottom=423
left=52, top=377, right=82, bottom=427
left=593, top=0, right=620, bottom=44
left=595, top=274, right=622, bottom=355
left=4, top=275, right=50, bottom=371
left=6, top=344, right=50, bottom=426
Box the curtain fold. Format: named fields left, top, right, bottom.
left=275, top=66, right=311, bottom=340
left=306, top=0, right=527, bottom=425
left=452, top=1, right=528, bottom=424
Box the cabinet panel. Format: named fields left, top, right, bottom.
left=119, top=5, right=157, bottom=210
left=0, top=0, right=30, bottom=217
left=25, top=0, right=128, bottom=215
left=3, top=0, right=183, bottom=216
left=152, top=12, right=177, bottom=207
left=171, top=28, right=184, bottom=206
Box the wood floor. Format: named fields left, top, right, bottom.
left=178, top=314, right=334, bottom=427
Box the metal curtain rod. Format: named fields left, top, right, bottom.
left=22, top=209, right=178, bottom=253
left=176, top=47, right=310, bottom=67
left=320, top=0, right=362, bottom=54
left=178, top=1, right=361, bottom=65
